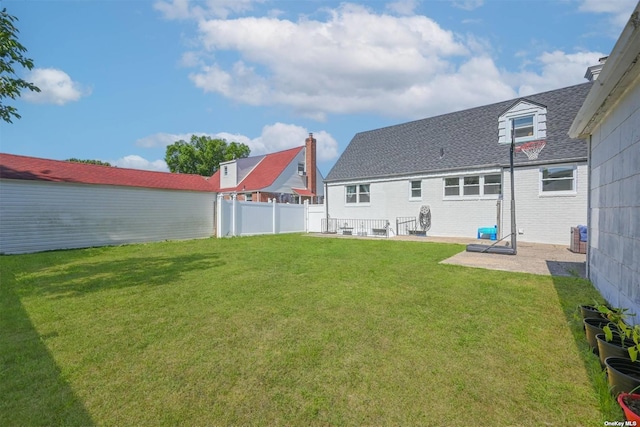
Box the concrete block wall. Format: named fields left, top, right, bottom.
left=587, top=80, right=640, bottom=315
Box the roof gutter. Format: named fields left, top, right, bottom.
left=323, top=157, right=587, bottom=184
left=569, top=6, right=640, bottom=138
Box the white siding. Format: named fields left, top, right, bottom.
left=327, top=163, right=587, bottom=245
left=587, top=79, right=640, bottom=314
left=0, top=179, right=215, bottom=254
left=266, top=151, right=307, bottom=194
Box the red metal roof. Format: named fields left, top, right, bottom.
left=0, top=153, right=216, bottom=192
left=211, top=146, right=303, bottom=192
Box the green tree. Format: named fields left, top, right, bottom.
left=165, top=135, right=250, bottom=176
left=66, top=158, right=112, bottom=167
left=1, top=8, right=40, bottom=123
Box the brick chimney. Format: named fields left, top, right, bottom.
left=305, top=132, right=317, bottom=197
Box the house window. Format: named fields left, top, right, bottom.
left=540, top=165, right=575, bottom=193
left=346, top=184, right=370, bottom=204
left=358, top=184, right=370, bottom=203
left=513, top=115, right=534, bottom=140
left=245, top=193, right=253, bottom=202
left=298, top=162, right=305, bottom=175
left=223, top=166, right=228, bottom=176
left=346, top=185, right=357, bottom=203
left=444, top=177, right=460, bottom=196
left=410, top=180, right=422, bottom=199
left=483, top=174, right=502, bottom=195
left=463, top=176, right=480, bottom=196
left=444, top=174, right=502, bottom=198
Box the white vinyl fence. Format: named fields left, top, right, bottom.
left=217, top=195, right=326, bottom=237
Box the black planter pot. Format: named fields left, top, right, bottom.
left=605, top=357, right=640, bottom=396
left=584, top=317, right=614, bottom=353
left=580, top=304, right=606, bottom=320
left=596, top=333, right=633, bottom=367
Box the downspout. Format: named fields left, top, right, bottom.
left=325, top=181, right=329, bottom=233
left=510, top=120, right=517, bottom=254
left=586, top=134, right=592, bottom=279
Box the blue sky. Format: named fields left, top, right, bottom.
left=1, top=0, right=637, bottom=176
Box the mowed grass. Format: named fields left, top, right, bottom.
left=1, top=234, right=621, bottom=425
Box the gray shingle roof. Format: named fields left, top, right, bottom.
left=326, top=82, right=592, bottom=182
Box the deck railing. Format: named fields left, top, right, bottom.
left=321, top=218, right=390, bottom=237
left=396, top=216, right=426, bottom=236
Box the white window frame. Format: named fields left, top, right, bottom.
left=509, top=114, right=538, bottom=144
left=539, top=164, right=577, bottom=196
left=409, top=180, right=422, bottom=200
left=444, top=177, right=460, bottom=197
left=443, top=174, right=502, bottom=199
left=223, top=166, right=228, bottom=176
left=345, top=184, right=371, bottom=205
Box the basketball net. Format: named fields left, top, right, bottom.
left=514, top=140, right=546, bottom=160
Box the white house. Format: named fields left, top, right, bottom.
left=211, top=133, right=324, bottom=204
left=569, top=3, right=640, bottom=316
left=325, top=83, right=593, bottom=245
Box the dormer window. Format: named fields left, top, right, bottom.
left=513, top=115, right=534, bottom=140
left=223, top=166, right=228, bottom=176
left=498, top=100, right=547, bottom=145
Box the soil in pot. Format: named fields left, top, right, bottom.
left=605, top=357, right=640, bottom=396
left=584, top=317, right=614, bottom=354
left=597, top=332, right=634, bottom=367
left=618, top=393, right=640, bottom=423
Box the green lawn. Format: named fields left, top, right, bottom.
left=1, top=234, right=621, bottom=425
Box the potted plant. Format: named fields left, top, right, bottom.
left=578, top=303, right=606, bottom=320
left=596, top=331, right=634, bottom=367
left=605, top=324, right=640, bottom=396
left=583, top=304, right=629, bottom=353
left=618, top=387, right=640, bottom=424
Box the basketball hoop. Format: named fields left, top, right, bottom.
left=514, top=140, right=546, bottom=160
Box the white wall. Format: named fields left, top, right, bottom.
left=587, top=79, right=640, bottom=313
left=501, top=163, right=588, bottom=244
left=0, top=179, right=216, bottom=254
left=327, top=164, right=587, bottom=245
left=326, top=169, right=501, bottom=239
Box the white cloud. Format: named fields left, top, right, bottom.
left=21, top=68, right=89, bottom=105
left=451, top=0, right=484, bottom=11
left=112, top=155, right=169, bottom=172
left=163, top=1, right=612, bottom=121
left=154, top=0, right=262, bottom=20
left=186, top=3, right=474, bottom=119
left=385, top=0, right=418, bottom=16
left=508, top=50, right=606, bottom=96
left=136, top=123, right=339, bottom=162
left=578, top=0, right=637, bottom=27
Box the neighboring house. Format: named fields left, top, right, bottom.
left=0, top=154, right=217, bottom=254
left=211, top=133, right=324, bottom=204
left=569, top=4, right=640, bottom=316
left=325, top=82, right=594, bottom=245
